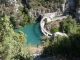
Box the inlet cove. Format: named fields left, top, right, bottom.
left=15, top=23, right=43, bottom=45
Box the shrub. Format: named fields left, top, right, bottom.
left=50, top=26, right=59, bottom=33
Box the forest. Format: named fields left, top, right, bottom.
left=0, top=0, right=80, bottom=60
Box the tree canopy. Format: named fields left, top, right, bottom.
left=41, top=16, right=80, bottom=59
left=0, top=15, right=33, bottom=60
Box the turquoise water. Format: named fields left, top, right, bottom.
left=15, top=23, right=43, bottom=45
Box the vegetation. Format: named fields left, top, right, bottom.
left=59, top=16, right=77, bottom=35
left=50, top=16, right=77, bottom=35
left=50, top=26, right=59, bottom=33
left=41, top=16, right=80, bottom=59
left=0, top=15, right=33, bottom=60
left=75, top=0, right=80, bottom=6
left=0, top=0, right=36, bottom=29
left=0, top=0, right=80, bottom=60
left=0, top=0, right=67, bottom=29
left=27, top=0, right=65, bottom=10
left=41, top=34, right=80, bottom=59
left=10, top=6, right=34, bottom=29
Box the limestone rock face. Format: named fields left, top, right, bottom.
left=27, top=0, right=68, bottom=19
left=7, top=0, right=17, bottom=5
left=28, top=7, right=62, bottom=20
left=28, top=8, right=46, bottom=20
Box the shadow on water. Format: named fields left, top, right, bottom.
left=33, top=15, right=43, bottom=38
left=36, top=15, right=42, bottom=22
left=33, top=23, right=43, bottom=38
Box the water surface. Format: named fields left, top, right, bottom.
left=15, top=23, right=43, bottom=45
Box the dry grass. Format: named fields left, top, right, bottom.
left=22, top=44, right=43, bottom=54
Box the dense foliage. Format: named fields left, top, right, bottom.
left=50, top=16, right=77, bottom=34
left=0, top=0, right=79, bottom=60
left=10, top=10, right=30, bottom=29
left=59, top=16, right=77, bottom=35
left=41, top=34, right=80, bottom=59
left=50, top=26, right=59, bottom=33
left=41, top=16, right=80, bottom=59
left=0, top=15, right=33, bottom=60
left=27, top=0, right=64, bottom=10
left=0, top=0, right=35, bottom=29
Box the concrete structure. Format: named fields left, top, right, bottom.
left=40, top=13, right=68, bottom=37
left=39, top=0, right=74, bottom=37
left=54, top=32, right=68, bottom=37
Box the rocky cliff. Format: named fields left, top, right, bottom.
left=0, top=0, right=71, bottom=20
left=26, top=0, right=67, bottom=20
left=0, top=0, right=76, bottom=28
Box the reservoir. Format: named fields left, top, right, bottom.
left=15, top=23, right=43, bottom=45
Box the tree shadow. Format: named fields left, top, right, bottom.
left=36, top=15, right=42, bottom=22
left=21, top=0, right=26, bottom=5
left=33, top=23, right=43, bottom=38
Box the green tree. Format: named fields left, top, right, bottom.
left=20, top=13, right=29, bottom=26
left=51, top=26, right=59, bottom=33
left=59, top=16, right=77, bottom=35
left=41, top=33, right=80, bottom=59
left=0, top=15, right=32, bottom=60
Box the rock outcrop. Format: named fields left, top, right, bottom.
left=27, top=0, right=68, bottom=20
